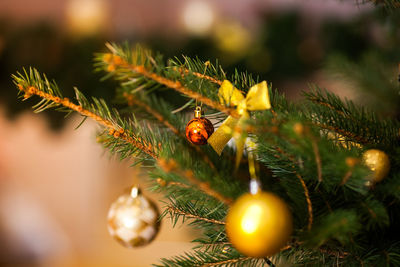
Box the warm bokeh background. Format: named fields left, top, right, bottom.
left=0, top=0, right=399, bottom=266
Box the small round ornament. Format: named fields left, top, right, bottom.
left=107, top=186, right=160, bottom=248
left=226, top=191, right=292, bottom=257
left=362, top=149, right=390, bottom=184
left=185, top=106, right=214, bottom=145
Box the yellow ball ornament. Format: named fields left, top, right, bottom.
left=225, top=191, right=292, bottom=257
left=362, top=149, right=390, bottom=184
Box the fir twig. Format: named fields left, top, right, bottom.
left=176, top=66, right=223, bottom=86
left=305, top=88, right=400, bottom=148
left=102, top=52, right=239, bottom=118
left=276, top=147, right=313, bottom=230
left=124, top=92, right=180, bottom=134
left=166, top=205, right=225, bottom=225
left=123, top=92, right=217, bottom=171
left=200, top=257, right=252, bottom=267
left=156, top=178, right=189, bottom=188
left=314, top=122, right=368, bottom=145
left=129, top=65, right=237, bottom=117
left=158, top=159, right=233, bottom=205
left=16, top=83, right=157, bottom=159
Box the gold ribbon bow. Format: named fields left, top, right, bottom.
left=207, top=80, right=271, bottom=166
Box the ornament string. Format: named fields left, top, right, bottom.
left=246, top=141, right=261, bottom=195
left=252, top=142, right=276, bottom=267
left=198, top=61, right=210, bottom=110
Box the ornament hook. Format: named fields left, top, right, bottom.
left=194, top=106, right=202, bottom=118
left=130, top=185, right=140, bottom=198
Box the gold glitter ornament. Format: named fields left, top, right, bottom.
left=107, top=186, right=160, bottom=248
left=225, top=191, right=292, bottom=257
left=362, top=149, right=390, bottom=184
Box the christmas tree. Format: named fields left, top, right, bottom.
left=11, top=1, right=400, bottom=266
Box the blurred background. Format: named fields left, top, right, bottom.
left=0, top=0, right=399, bottom=266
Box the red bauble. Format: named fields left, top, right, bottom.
left=185, top=117, right=214, bottom=145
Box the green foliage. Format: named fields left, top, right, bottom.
left=12, top=68, right=69, bottom=114
left=154, top=249, right=267, bottom=267
left=304, top=87, right=400, bottom=150
left=305, top=210, right=361, bottom=247
left=12, top=42, right=400, bottom=266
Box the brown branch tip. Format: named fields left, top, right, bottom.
left=17, top=84, right=158, bottom=159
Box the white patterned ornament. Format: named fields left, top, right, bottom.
left=107, top=186, right=160, bottom=248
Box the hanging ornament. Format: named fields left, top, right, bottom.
left=226, top=190, right=292, bottom=257
left=225, top=147, right=292, bottom=257
left=362, top=149, right=390, bottom=184
left=185, top=106, right=214, bottom=145
left=107, top=186, right=160, bottom=248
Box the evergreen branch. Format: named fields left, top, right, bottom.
left=158, top=159, right=233, bottom=205
left=276, top=147, right=313, bottom=230
left=315, top=123, right=369, bottom=145
left=156, top=249, right=264, bottom=267
left=305, top=210, right=361, bottom=248
left=169, top=56, right=228, bottom=86
left=156, top=177, right=189, bottom=188
left=175, top=66, right=223, bottom=86
left=174, top=62, right=280, bottom=116
left=200, top=257, right=252, bottom=266
left=13, top=70, right=158, bottom=159
left=128, top=65, right=237, bottom=117
left=123, top=92, right=217, bottom=171
left=158, top=189, right=228, bottom=228
left=123, top=92, right=180, bottom=134
left=318, top=247, right=349, bottom=259
left=166, top=205, right=225, bottom=225
left=305, top=88, right=400, bottom=148
left=102, top=52, right=239, bottom=118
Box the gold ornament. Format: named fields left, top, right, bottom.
left=107, top=186, right=160, bottom=248
left=185, top=106, right=214, bottom=145
left=362, top=149, right=390, bottom=184
left=225, top=191, right=292, bottom=257
left=207, top=80, right=271, bottom=166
